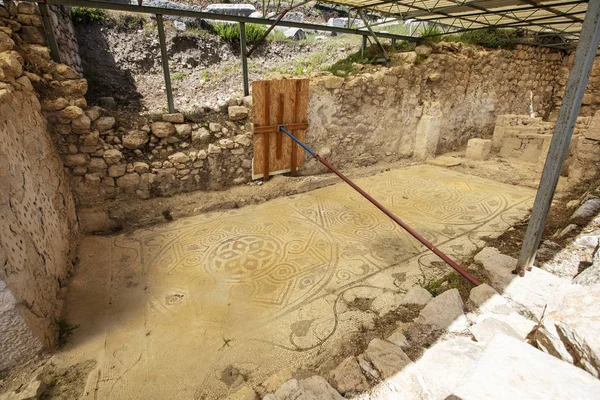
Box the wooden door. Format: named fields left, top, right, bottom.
left=252, top=78, right=309, bottom=180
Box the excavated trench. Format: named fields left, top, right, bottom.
left=59, top=163, right=535, bottom=398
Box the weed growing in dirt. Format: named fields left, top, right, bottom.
left=162, top=209, right=174, bottom=221
left=56, top=319, right=79, bottom=348
left=444, top=28, right=518, bottom=49
left=112, top=12, right=147, bottom=31
left=420, top=24, right=443, bottom=43
left=172, top=72, right=187, bottom=81
left=213, top=23, right=266, bottom=44
left=70, top=7, right=107, bottom=24
left=424, top=267, right=489, bottom=301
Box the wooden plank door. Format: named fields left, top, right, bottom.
left=252, top=78, right=309, bottom=180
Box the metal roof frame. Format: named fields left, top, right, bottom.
left=318, top=0, right=589, bottom=48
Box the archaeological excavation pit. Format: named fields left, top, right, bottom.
left=1, top=0, right=600, bottom=399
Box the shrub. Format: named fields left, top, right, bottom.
left=420, top=24, right=442, bottom=43
left=71, top=7, right=107, bottom=24
left=445, top=28, right=517, bottom=49
left=213, top=23, right=266, bottom=44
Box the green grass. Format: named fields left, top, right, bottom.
left=70, top=7, right=107, bottom=24
left=213, top=23, right=266, bottom=44
left=444, top=28, right=517, bottom=49
left=420, top=24, right=443, bottom=43
left=172, top=72, right=187, bottom=81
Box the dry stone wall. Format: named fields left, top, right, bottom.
left=305, top=43, right=563, bottom=173
left=553, top=52, right=600, bottom=119
left=0, top=1, right=82, bottom=72
left=0, top=1, right=78, bottom=369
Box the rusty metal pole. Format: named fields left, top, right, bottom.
left=279, top=126, right=481, bottom=286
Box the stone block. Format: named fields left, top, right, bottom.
left=585, top=110, right=600, bottom=141
left=162, top=113, right=184, bottom=123
left=491, top=125, right=505, bottom=151
left=536, top=284, right=600, bottom=378
left=152, top=121, right=175, bottom=138
left=228, top=106, right=249, bottom=121
left=122, top=130, right=149, bottom=150
left=329, top=356, right=369, bottom=394
left=416, top=337, right=485, bottom=399
left=399, top=286, right=433, bottom=306
left=414, top=115, right=440, bottom=160
left=452, top=334, right=600, bottom=399
left=415, top=288, right=468, bottom=331
left=466, top=138, right=492, bottom=160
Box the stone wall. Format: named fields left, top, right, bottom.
left=305, top=43, right=563, bottom=173
left=55, top=42, right=565, bottom=215
left=0, top=7, right=78, bottom=369
left=552, top=52, right=600, bottom=119
left=491, top=113, right=600, bottom=188
left=50, top=4, right=82, bottom=73
left=0, top=1, right=82, bottom=73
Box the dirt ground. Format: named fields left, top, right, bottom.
left=74, top=15, right=361, bottom=113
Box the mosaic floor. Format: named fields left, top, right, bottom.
left=60, top=165, right=535, bottom=399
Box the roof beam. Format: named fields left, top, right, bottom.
left=21, top=0, right=421, bottom=42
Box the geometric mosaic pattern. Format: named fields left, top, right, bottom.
left=64, top=165, right=535, bottom=399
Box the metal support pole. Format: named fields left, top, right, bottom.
left=279, top=126, right=481, bottom=286
left=240, top=22, right=249, bottom=96
left=357, top=9, right=390, bottom=66
left=361, top=35, right=367, bottom=57
left=515, top=0, right=600, bottom=276
left=38, top=2, right=61, bottom=63
left=245, top=0, right=312, bottom=58
left=156, top=14, right=174, bottom=113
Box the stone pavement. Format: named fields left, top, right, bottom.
left=58, top=165, right=534, bottom=399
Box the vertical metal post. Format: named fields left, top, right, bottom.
left=515, top=0, right=600, bottom=276
left=240, top=22, right=249, bottom=96
left=392, top=38, right=397, bottom=48
left=357, top=9, right=390, bottom=66
left=38, top=2, right=61, bottom=63
left=156, top=14, right=174, bottom=113
left=361, top=35, right=367, bottom=57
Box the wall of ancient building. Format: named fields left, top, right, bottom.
left=0, top=1, right=78, bottom=369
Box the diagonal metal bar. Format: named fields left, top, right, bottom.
left=156, top=14, right=174, bottom=113
left=246, top=0, right=311, bottom=58
left=357, top=8, right=390, bottom=66
left=278, top=126, right=481, bottom=286
left=38, top=2, right=61, bottom=63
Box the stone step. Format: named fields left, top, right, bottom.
left=450, top=334, right=600, bottom=400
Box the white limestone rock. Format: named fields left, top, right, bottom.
left=473, top=247, right=571, bottom=321
left=536, top=283, right=600, bottom=378
left=451, top=334, right=600, bottom=399
left=416, top=337, right=485, bottom=399
left=415, top=289, right=468, bottom=331
left=570, top=198, right=600, bottom=225
left=470, top=317, right=523, bottom=344
left=400, top=286, right=433, bottom=306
